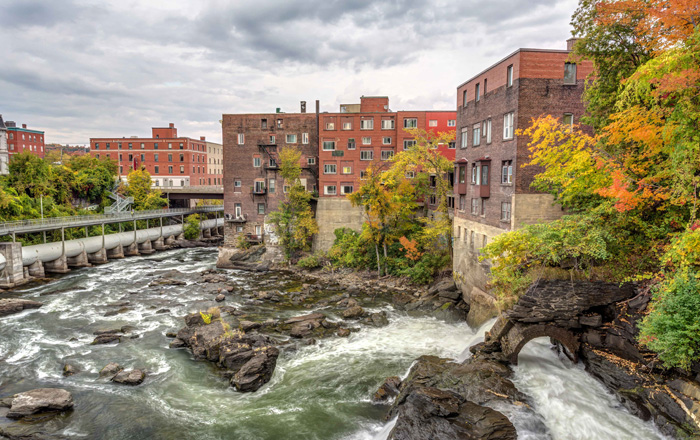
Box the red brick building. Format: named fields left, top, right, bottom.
left=452, top=39, right=594, bottom=324
left=317, top=97, right=456, bottom=198
left=221, top=103, right=319, bottom=243
left=5, top=121, right=45, bottom=158
left=89, top=123, right=217, bottom=187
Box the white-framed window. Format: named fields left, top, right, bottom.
left=471, top=164, right=480, bottom=184
left=381, top=150, right=394, bottom=161
left=283, top=185, right=290, bottom=193
left=326, top=122, right=335, bottom=130
left=403, top=140, right=416, bottom=150
left=180, top=165, right=185, bottom=174
left=475, top=83, right=481, bottom=102
left=237, top=133, right=244, bottom=144
left=501, top=202, right=512, bottom=221
left=324, top=164, right=337, bottom=174
left=448, top=142, right=456, bottom=149
left=307, top=157, right=316, bottom=165
left=507, top=64, right=514, bottom=87
left=168, top=143, right=172, bottom=149
left=485, top=119, right=492, bottom=143
left=341, top=185, right=354, bottom=195
left=360, top=171, right=368, bottom=180
left=253, top=157, right=261, bottom=167
left=324, top=185, right=337, bottom=195
left=322, top=141, right=336, bottom=151
left=382, top=137, right=391, bottom=145
left=564, top=63, right=577, bottom=85
left=403, top=118, right=418, bottom=128
left=286, top=134, right=297, bottom=143
left=473, top=123, right=481, bottom=147
left=461, top=128, right=468, bottom=149
left=405, top=171, right=415, bottom=179
left=360, top=150, right=373, bottom=160
left=362, top=137, right=371, bottom=145
left=302, top=133, right=309, bottom=144
left=503, top=112, right=514, bottom=140
left=501, top=160, right=513, bottom=184
left=235, top=203, right=242, bottom=217
left=481, top=199, right=487, bottom=217
left=447, top=120, right=456, bottom=127
left=268, top=135, right=275, bottom=144
left=342, top=122, right=352, bottom=130
left=342, top=165, right=352, bottom=174
left=234, top=180, right=242, bottom=188
left=348, top=138, right=356, bottom=149
left=254, top=180, right=265, bottom=193
left=459, top=195, right=466, bottom=211
left=360, top=118, right=374, bottom=130
left=428, top=120, right=438, bottom=127
left=381, top=119, right=395, bottom=129
left=471, top=198, right=479, bottom=215
left=563, top=113, right=574, bottom=131
left=258, top=203, right=265, bottom=215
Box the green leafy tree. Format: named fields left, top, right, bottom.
left=7, top=152, right=51, bottom=198
left=124, top=168, right=167, bottom=210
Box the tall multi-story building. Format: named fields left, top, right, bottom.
left=5, top=121, right=45, bottom=158
left=221, top=102, right=319, bottom=244
left=90, top=123, right=217, bottom=187
left=0, top=115, right=8, bottom=174
left=206, top=140, right=223, bottom=186
left=452, top=39, right=594, bottom=324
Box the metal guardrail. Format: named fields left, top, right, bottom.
left=0, top=206, right=223, bottom=236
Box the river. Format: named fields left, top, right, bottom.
left=0, top=248, right=668, bottom=439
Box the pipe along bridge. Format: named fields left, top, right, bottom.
left=0, top=207, right=224, bottom=288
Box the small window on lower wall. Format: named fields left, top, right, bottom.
left=340, top=185, right=354, bottom=195
left=471, top=198, right=479, bottom=215
left=324, top=185, right=337, bottom=195
left=257, top=203, right=265, bottom=215
left=501, top=202, right=512, bottom=221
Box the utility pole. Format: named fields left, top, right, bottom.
left=40, top=194, right=44, bottom=219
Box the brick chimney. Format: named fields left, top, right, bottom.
left=301, top=101, right=307, bottom=113
left=567, top=38, right=578, bottom=51
left=22, top=124, right=27, bottom=129
left=169, top=123, right=174, bottom=128
left=200, top=136, right=206, bottom=141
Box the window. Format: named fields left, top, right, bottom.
left=168, top=154, right=173, bottom=162
left=360, top=118, right=374, bottom=130
left=481, top=199, right=486, bottom=217
left=481, top=164, right=489, bottom=186
left=484, top=78, right=488, bottom=95
left=382, top=137, right=391, bottom=145
left=154, top=166, right=159, bottom=173
left=473, top=124, right=481, bottom=146
left=154, top=143, right=159, bottom=149
left=405, top=171, right=415, bottom=179
left=348, top=138, right=356, bottom=149
left=261, top=119, right=267, bottom=129
left=234, top=180, right=241, bottom=188
left=237, top=133, right=244, bottom=145
left=462, top=90, right=468, bottom=107
left=341, top=185, right=354, bottom=195
left=179, top=143, right=184, bottom=149
left=471, top=198, right=479, bottom=215
left=461, top=128, right=468, bottom=149
left=118, top=142, right=122, bottom=149
left=128, top=154, right=133, bottom=161
left=324, top=185, right=337, bottom=195
left=471, top=164, right=479, bottom=184
left=342, top=122, right=352, bottom=130
left=447, top=120, right=456, bottom=127
left=459, top=166, right=466, bottom=184
left=503, top=112, right=514, bottom=140
left=283, top=185, right=290, bottom=193
left=362, top=137, right=371, bottom=145
left=128, top=143, right=132, bottom=149
left=269, top=135, right=275, bottom=144
left=322, top=141, right=336, bottom=151
left=448, top=142, right=456, bottom=149
left=563, top=113, right=574, bottom=131
left=459, top=195, right=466, bottom=211
left=258, top=203, right=265, bottom=215
left=381, top=150, right=394, bottom=161
left=564, top=63, right=577, bottom=84
left=501, top=202, right=512, bottom=221
left=381, top=119, right=394, bottom=129
left=485, top=119, right=492, bottom=144
left=507, top=64, right=514, bottom=87
left=403, top=118, right=418, bottom=128
left=302, top=133, right=309, bottom=144
left=277, top=119, right=283, bottom=129
left=342, top=165, right=352, bottom=174
left=403, top=140, right=416, bottom=150
left=324, top=164, right=337, bottom=174
left=475, top=83, right=481, bottom=102
left=180, top=166, right=185, bottom=174
left=428, top=120, right=438, bottom=127
left=269, top=157, right=277, bottom=168
left=501, top=160, right=513, bottom=184
left=307, top=157, right=316, bottom=165
left=326, top=122, right=335, bottom=130
left=360, top=171, right=368, bottom=180
left=286, top=134, right=297, bottom=143
left=154, top=153, right=159, bottom=162
left=429, top=195, right=437, bottom=205
left=141, top=154, right=145, bottom=162
left=360, top=150, right=373, bottom=161
left=169, top=166, right=173, bottom=173
left=253, top=157, right=261, bottom=167
left=180, top=153, right=184, bottom=162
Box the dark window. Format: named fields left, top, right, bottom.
left=564, top=63, right=577, bottom=84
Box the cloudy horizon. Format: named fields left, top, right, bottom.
left=1, top=0, right=580, bottom=145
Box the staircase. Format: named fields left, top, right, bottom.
left=105, top=191, right=134, bottom=214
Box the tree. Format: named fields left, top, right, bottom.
left=7, top=152, right=51, bottom=198
left=268, top=146, right=318, bottom=260
left=124, top=168, right=167, bottom=210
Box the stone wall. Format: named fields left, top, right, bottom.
left=511, top=193, right=564, bottom=229
left=312, top=198, right=364, bottom=252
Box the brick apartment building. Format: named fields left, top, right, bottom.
left=90, top=123, right=219, bottom=187
left=317, top=96, right=455, bottom=199
left=221, top=103, right=319, bottom=243
left=452, top=39, right=594, bottom=325
left=5, top=120, right=45, bottom=159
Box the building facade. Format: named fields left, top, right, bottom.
left=206, top=141, right=223, bottom=186
left=221, top=103, right=319, bottom=245
left=452, top=39, right=594, bottom=324
left=5, top=121, right=45, bottom=158
left=90, top=123, right=215, bottom=187
left=0, top=115, right=8, bottom=174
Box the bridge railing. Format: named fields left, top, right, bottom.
left=0, top=206, right=223, bottom=235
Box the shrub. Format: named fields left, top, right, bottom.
left=639, top=271, right=700, bottom=371
left=297, top=253, right=323, bottom=269
left=236, top=233, right=251, bottom=250
left=184, top=214, right=200, bottom=240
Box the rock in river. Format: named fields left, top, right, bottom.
left=112, top=369, right=146, bottom=386
left=5, top=388, right=74, bottom=419
left=99, top=362, right=123, bottom=378
left=0, top=298, right=42, bottom=317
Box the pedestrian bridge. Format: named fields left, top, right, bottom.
left=0, top=207, right=224, bottom=288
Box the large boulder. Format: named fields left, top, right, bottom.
left=6, top=388, right=74, bottom=418
left=112, top=369, right=146, bottom=386
left=232, top=347, right=280, bottom=392
left=0, top=298, right=42, bottom=317
left=99, top=362, right=123, bottom=378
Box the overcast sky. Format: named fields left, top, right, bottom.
left=0, top=0, right=579, bottom=145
